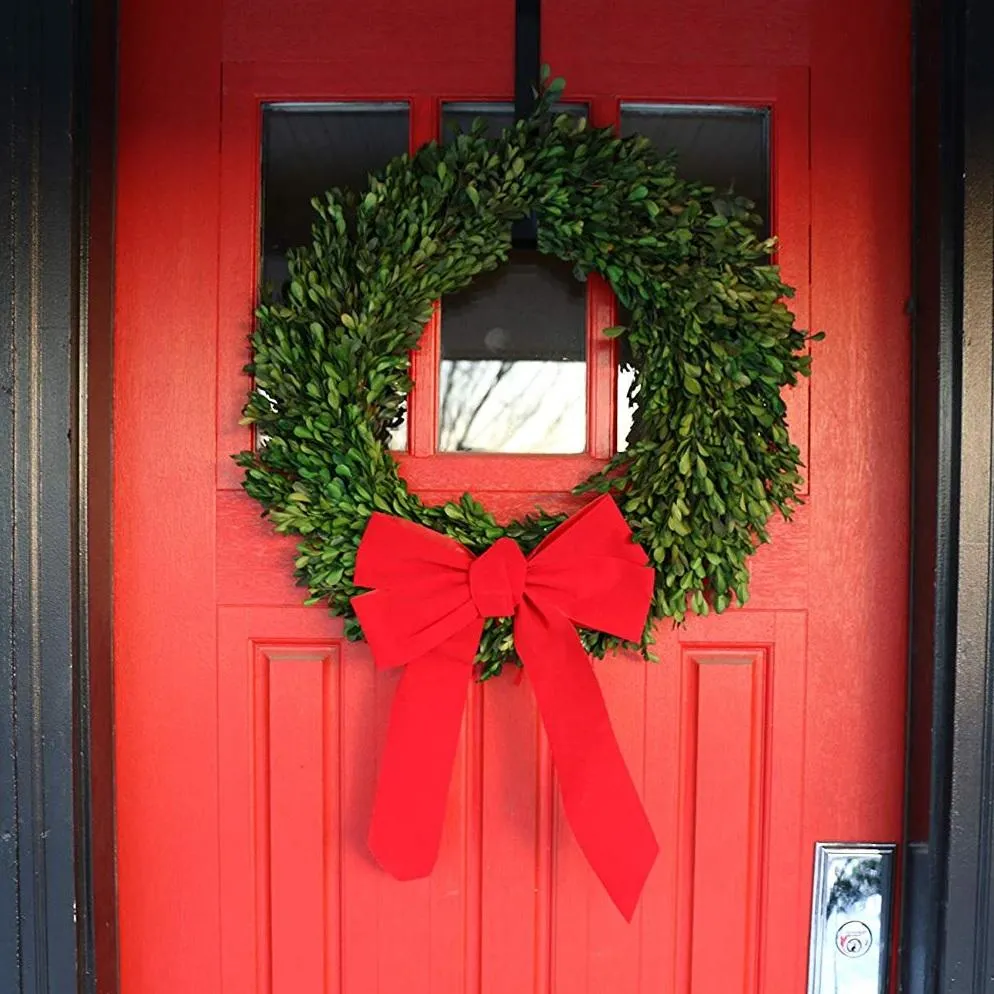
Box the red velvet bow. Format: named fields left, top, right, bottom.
left=352, top=494, right=659, bottom=920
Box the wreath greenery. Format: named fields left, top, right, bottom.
left=236, top=72, right=817, bottom=678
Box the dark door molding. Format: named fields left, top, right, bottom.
left=937, top=0, right=994, bottom=985
left=0, top=0, right=116, bottom=991
left=902, top=0, right=994, bottom=990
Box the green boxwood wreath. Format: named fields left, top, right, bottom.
left=236, top=73, right=818, bottom=678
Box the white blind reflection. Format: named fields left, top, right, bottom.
left=439, top=359, right=586, bottom=453
left=618, top=367, right=637, bottom=449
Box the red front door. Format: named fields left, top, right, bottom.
left=113, top=2, right=910, bottom=992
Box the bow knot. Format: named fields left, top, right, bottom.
left=468, top=536, right=526, bottom=617
left=352, top=494, right=659, bottom=920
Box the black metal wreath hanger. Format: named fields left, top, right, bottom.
left=511, top=0, right=540, bottom=251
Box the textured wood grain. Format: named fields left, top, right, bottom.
left=114, top=0, right=223, bottom=991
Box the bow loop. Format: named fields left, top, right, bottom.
left=529, top=489, right=650, bottom=568
left=351, top=494, right=658, bottom=920
left=525, top=556, right=655, bottom=643
left=524, top=496, right=654, bottom=642
left=355, top=512, right=473, bottom=588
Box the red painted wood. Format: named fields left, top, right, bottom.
left=479, top=674, right=550, bottom=993
left=268, top=649, right=328, bottom=993
left=114, top=0, right=223, bottom=992
left=115, top=2, right=910, bottom=992
left=407, top=99, right=442, bottom=459
left=688, top=651, right=766, bottom=992
left=804, top=0, right=911, bottom=853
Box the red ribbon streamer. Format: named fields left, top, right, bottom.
left=352, top=494, right=659, bottom=920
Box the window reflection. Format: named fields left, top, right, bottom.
left=260, top=102, right=410, bottom=449
left=616, top=105, right=770, bottom=452
left=439, top=250, right=587, bottom=453
left=439, top=359, right=587, bottom=453
left=438, top=104, right=588, bottom=454
left=617, top=333, right=640, bottom=452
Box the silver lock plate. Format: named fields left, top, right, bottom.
left=807, top=842, right=896, bottom=994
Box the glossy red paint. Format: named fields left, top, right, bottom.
left=114, top=1, right=910, bottom=991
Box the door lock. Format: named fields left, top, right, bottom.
left=807, top=843, right=896, bottom=994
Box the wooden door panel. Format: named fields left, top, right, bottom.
left=219, top=0, right=809, bottom=67
left=217, top=491, right=811, bottom=611
left=218, top=606, right=807, bottom=993
left=549, top=612, right=807, bottom=993
left=115, top=2, right=224, bottom=989
left=267, top=645, right=334, bottom=992
left=116, top=1, right=909, bottom=991
left=220, top=609, right=477, bottom=994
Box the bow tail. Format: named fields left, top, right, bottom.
left=515, top=600, right=659, bottom=921
left=368, top=620, right=483, bottom=880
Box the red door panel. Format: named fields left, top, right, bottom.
left=216, top=613, right=808, bottom=993
left=114, top=1, right=910, bottom=992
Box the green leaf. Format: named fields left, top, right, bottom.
left=602, top=325, right=626, bottom=339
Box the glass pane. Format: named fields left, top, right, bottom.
left=260, top=103, right=410, bottom=448
left=438, top=103, right=588, bottom=454
left=616, top=105, right=770, bottom=452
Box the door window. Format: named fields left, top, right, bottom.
left=259, top=101, right=771, bottom=461
left=439, top=103, right=589, bottom=453
left=260, top=103, right=411, bottom=448
left=616, top=105, right=770, bottom=450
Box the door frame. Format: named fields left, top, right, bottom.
left=0, top=0, right=987, bottom=991
left=905, top=0, right=994, bottom=988
left=0, top=0, right=117, bottom=991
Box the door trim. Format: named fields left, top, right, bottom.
left=906, top=0, right=994, bottom=990
left=0, top=0, right=116, bottom=991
